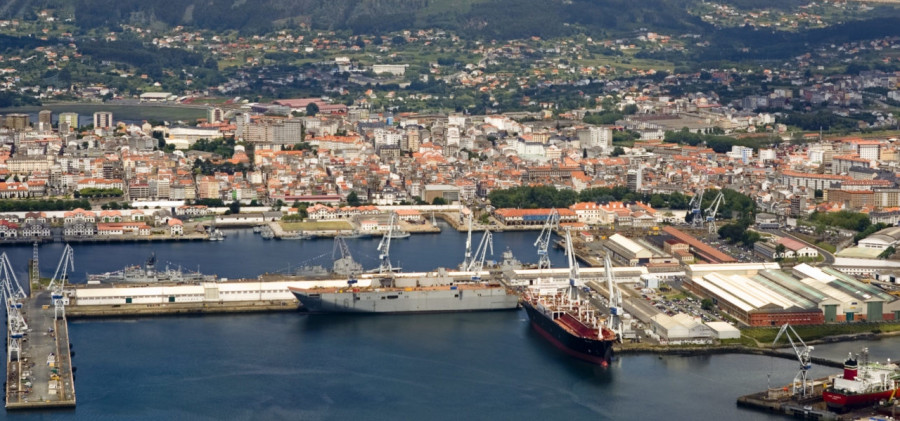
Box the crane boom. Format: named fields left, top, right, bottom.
left=378, top=213, right=395, bottom=274
left=773, top=323, right=814, bottom=397
left=534, top=209, right=559, bottom=270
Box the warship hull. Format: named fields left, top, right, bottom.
left=288, top=286, right=519, bottom=313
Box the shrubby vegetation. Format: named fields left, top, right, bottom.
left=808, top=211, right=871, bottom=232
left=0, top=199, right=91, bottom=211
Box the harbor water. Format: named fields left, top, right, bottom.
left=0, top=225, right=894, bottom=419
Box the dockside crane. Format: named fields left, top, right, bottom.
left=564, top=227, right=581, bottom=302
left=466, top=229, right=493, bottom=280
left=773, top=323, right=814, bottom=398
left=332, top=236, right=362, bottom=280
left=705, top=191, right=726, bottom=235
left=377, top=213, right=396, bottom=275
left=0, top=252, right=28, bottom=362
left=605, top=253, right=623, bottom=339
left=461, top=212, right=473, bottom=270
left=689, top=189, right=705, bottom=229
left=49, top=244, right=74, bottom=320
left=534, top=209, right=560, bottom=270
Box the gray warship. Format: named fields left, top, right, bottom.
left=288, top=214, right=519, bottom=313
left=87, top=253, right=218, bottom=284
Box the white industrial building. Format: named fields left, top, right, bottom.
left=649, top=313, right=713, bottom=344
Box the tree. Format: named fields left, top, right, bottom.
left=432, top=197, right=448, bottom=205
left=774, top=243, right=786, bottom=260
left=879, top=246, right=896, bottom=259
left=347, top=191, right=361, bottom=207
left=228, top=201, right=241, bottom=214
left=701, top=298, right=714, bottom=311
left=611, top=146, right=625, bottom=157
left=306, top=102, right=319, bottom=117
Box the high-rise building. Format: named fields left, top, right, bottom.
left=404, top=126, right=420, bottom=153
left=38, top=109, right=52, bottom=130
left=207, top=107, right=224, bottom=124
left=58, top=112, right=79, bottom=129
left=4, top=113, right=30, bottom=130
left=93, top=111, right=114, bottom=129
left=627, top=167, right=643, bottom=191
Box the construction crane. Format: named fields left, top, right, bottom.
left=605, top=253, right=623, bottom=339
left=534, top=209, right=560, bottom=270
left=461, top=211, right=473, bottom=270
left=50, top=244, right=74, bottom=320
left=705, top=191, right=726, bottom=235
left=0, top=252, right=28, bottom=362
left=773, top=323, right=815, bottom=398
left=377, top=212, right=396, bottom=275
left=466, top=229, right=493, bottom=280
left=689, top=189, right=705, bottom=229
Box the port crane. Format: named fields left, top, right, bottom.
left=333, top=236, right=363, bottom=283
left=466, top=229, right=493, bottom=280
left=605, top=253, right=623, bottom=339
left=773, top=323, right=815, bottom=398
left=689, top=189, right=705, bottom=229
left=377, top=213, right=396, bottom=275
left=564, top=227, right=581, bottom=302
left=534, top=209, right=560, bottom=270
left=0, top=252, right=28, bottom=362
left=461, top=211, right=473, bottom=270
left=50, top=244, right=74, bottom=320
left=705, top=191, right=726, bottom=235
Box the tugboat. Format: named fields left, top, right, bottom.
left=823, top=349, right=900, bottom=410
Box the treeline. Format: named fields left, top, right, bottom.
left=808, top=211, right=871, bottom=232
left=192, top=159, right=250, bottom=176
left=663, top=129, right=775, bottom=153
left=487, top=185, right=755, bottom=218
left=0, top=91, right=40, bottom=108
left=0, top=199, right=91, bottom=212
left=79, top=39, right=207, bottom=78
left=779, top=111, right=865, bottom=132
left=190, top=137, right=236, bottom=157
left=76, top=188, right=123, bottom=198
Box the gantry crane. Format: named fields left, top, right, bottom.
left=773, top=323, right=815, bottom=398
left=705, top=191, right=726, bottom=234
left=0, top=252, right=28, bottom=362
left=689, top=189, right=705, bottom=229
left=466, top=229, right=493, bottom=280
left=377, top=212, right=396, bottom=275
left=50, top=244, right=74, bottom=320
left=534, top=209, right=560, bottom=270
left=605, top=253, right=623, bottom=339
left=564, top=227, right=580, bottom=301
left=461, top=211, right=473, bottom=270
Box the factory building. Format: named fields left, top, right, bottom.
left=684, top=263, right=900, bottom=326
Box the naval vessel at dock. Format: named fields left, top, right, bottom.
left=289, top=212, right=519, bottom=314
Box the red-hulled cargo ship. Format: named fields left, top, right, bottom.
left=823, top=350, right=900, bottom=410
left=522, top=288, right=617, bottom=366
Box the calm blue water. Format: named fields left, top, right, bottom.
left=0, top=224, right=891, bottom=420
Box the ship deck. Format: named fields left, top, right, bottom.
left=524, top=295, right=616, bottom=341
left=291, top=283, right=505, bottom=294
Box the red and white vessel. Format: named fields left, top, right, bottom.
left=823, top=349, right=900, bottom=410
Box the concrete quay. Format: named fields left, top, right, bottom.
left=66, top=299, right=300, bottom=318
left=6, top=290, right=76, bottom=410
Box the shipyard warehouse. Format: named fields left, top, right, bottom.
left=685, top=263, right=900, bottom=326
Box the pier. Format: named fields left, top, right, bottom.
left=5, top=290, right=76, bottom=410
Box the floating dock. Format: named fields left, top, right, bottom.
left=6, top=290, right=76, bottom=410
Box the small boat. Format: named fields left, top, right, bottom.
left=252, top=226, right=262, bottom=233
left=386, top=230, right=410, bottom=239
left=260, top=227, right=275, bottom=239
left=208, top=229, right=225, bottom=241
left=281, top=231, right=313, bottom=240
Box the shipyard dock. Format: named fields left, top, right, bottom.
left=737, top=376, right=900, bottom=420
left=6, top=290, right=76, bottom=409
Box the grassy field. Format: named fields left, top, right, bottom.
left=280, top=220, right=353, bottom=231
left=741, top=322, right=900, bottom=344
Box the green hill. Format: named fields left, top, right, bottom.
left=5, top=0, right=713, bottom=38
